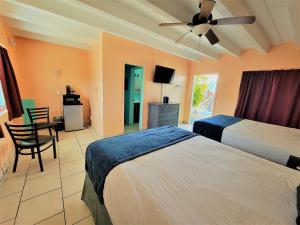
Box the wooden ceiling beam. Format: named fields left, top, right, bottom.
left=217, top=0, right=271, bottom=53
left=9, top=0, right=206, bottom=61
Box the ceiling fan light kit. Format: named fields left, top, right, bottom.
left=159, top=0, right=256, bottom=46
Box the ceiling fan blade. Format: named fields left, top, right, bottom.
left=175, top=30, right=191, bottom=44
left=199, top=0, right=216, bottom=19
left=210, top=16, right=256, bottom=25
left=205, top=28, right=219, bottom=45
left=159, top=22, right=189, bottom=27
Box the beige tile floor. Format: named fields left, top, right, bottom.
left=0, top=124, right=193, bottom=225
left=0, top=127, right=98, bottom=225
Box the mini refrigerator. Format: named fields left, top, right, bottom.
left=64, top=104, right=83, bottom=131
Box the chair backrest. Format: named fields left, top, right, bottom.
left=5, top=122, right=38, bottom=147
left=27, top=107, right=50, bottom=123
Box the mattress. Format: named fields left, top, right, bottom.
left=222, top=119, right=300, bottom=166
left=103, top=136, right=300, bottom=225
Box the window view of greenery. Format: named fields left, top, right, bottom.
left=0, top=82, right=6, bottom=113
left=190, top=75, right=218, bottom=124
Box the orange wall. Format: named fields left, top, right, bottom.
left=15, top=37, right=91, bottom=125
left=0, top=17, right=21, bottom=178
left=102, top=33, right=190, bottom=137
left=0, top=27, right=91, bottom=178
left=88, top=34, right=104, bottom=137
left=184, top=43, right=300, bottom=122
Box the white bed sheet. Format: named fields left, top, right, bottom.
left=222, top=119, right=300, bottom=165
left=103, top=136, right=300, bottom=225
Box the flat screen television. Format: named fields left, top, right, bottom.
left=153, top=65, right=175, bottom=84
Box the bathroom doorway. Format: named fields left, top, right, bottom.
left=124, top=64, right=144, bottom=134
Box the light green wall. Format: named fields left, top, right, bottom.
left=128, top=68, right=135, bottom=124
left=124, top=66, right=130, bottom=124
left=124, top=65, right=144, bottom=126
left=22, top=99, right=35, bottom=124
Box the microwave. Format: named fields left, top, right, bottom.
left=63, top=94, right=81, bottom=105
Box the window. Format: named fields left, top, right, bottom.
left=0, top=82, right=6, bottom=115
left=0, top=45, right=23, bottom=120
left=190, top=74, right=218, bottom=124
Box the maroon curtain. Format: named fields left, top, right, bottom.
left=0, top=46, right=24, bottom=137
left=235, top=69, right=300, bottom=129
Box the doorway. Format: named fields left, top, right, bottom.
left=190, top=74, right=218, bottom=124
left=124, top=64, right=144, bottom=134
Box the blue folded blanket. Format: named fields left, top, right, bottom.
left=85, top=126, right=197, bottom=204
left=193, top=115, right=242, bottom=142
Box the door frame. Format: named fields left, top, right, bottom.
left=189, top=74, right=219, bottom=124
left=123, top=64, right=145, bottom=132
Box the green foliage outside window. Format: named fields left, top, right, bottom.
left=192, top=76, right=208, bottom=107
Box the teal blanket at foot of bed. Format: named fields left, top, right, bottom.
left=85, top=126, right=198, bottom=204
left=193, top=115, right=242, bottom=142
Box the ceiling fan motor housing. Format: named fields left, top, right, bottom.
left=192, top=13, right=213, bottom=26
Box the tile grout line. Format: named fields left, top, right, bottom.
left=78, top=143, right=85, bottom=155
left=63, top=190, right=83, bottom=199
left=0, top=217, right=15, bottom=224
left=0, top=190, right=22, bottom=200
left=33, top=211, right=64, bottom=225
left=74, top=132, right=85, bottom=157
left=2, top=130, right=95, bottom=225
left=59, top=140, right=84, bottom=165
left=72, top=214, right=92, bottom=225
left=25, top=169, right=60, bottom=182
left=60, top=129, right=94, bottom=224
left=71, top=129, right=94, bottom=225
left=60, top=157, right=84, bottom=166
left=14, top=157, right=32, bottom=225
left=75, top=131, right=89, bottom=222
left=57, top=136, right=68, bottom=225
left=61, top=170, right=84, bottom=180
left=60, top=157, right=84, bottom=167
left=13, top=130, right=94, bottom=225
left=20, top=187, right=62, bottom=203
left=32, top=130, right=87, bottom=225
left=78, top=131, right=98, bottom=156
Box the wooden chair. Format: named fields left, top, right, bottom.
left=5, top=122, right=57, bottom=172
left=27, top=107, right=59, bottom=142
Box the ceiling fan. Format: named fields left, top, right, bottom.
left=159, top=0, right=256, bottom=45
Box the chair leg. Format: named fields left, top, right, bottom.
left=55, top=129, right=59, bottom=142
left=13, top=150, right=19, bottom=173
left=48, top=128, right=53, bottom=136
left=53, top=139, right=57, bottom=159
left=37, top=147, right=44, bottom=172
left=31, top=147, right=35, bottom=159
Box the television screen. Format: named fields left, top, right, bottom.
left=153, top=65, right=175, bottom=84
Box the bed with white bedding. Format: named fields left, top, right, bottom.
left=193, top=115, right=300, bottom=169
left=82, top=126, right=300, bottom=225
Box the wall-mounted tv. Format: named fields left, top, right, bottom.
left=153, top=65, right=175, bottom=84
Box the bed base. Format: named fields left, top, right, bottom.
left=81, top=173, right=113, bottom=225
left=287, top=155, right=300, bottom=171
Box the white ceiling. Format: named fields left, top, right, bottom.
left=0, top=0, right=299, bottom=61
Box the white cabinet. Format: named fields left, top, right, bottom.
left=64, top=105, right=83, bottom=131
